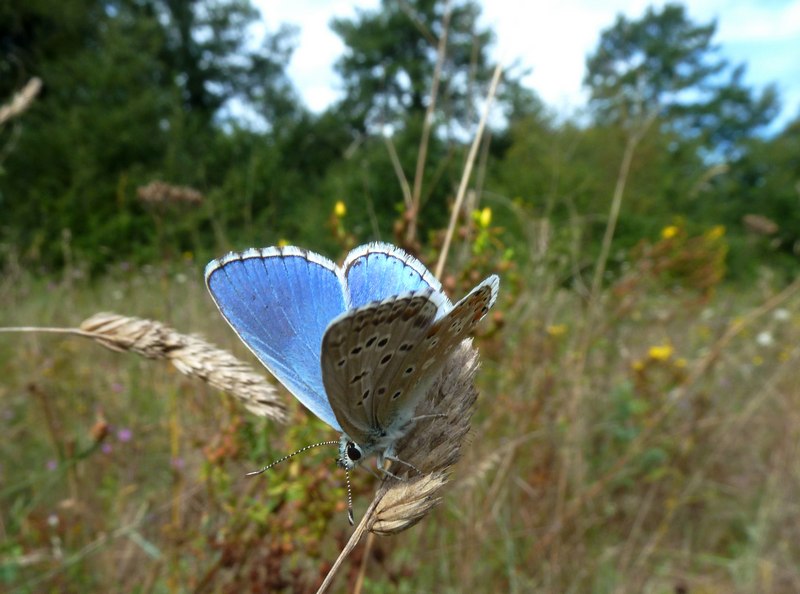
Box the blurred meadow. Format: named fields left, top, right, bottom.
left=2, top=0, right=800, bottom=592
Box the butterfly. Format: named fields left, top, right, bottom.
left=205, top=242, right=499, bottom=474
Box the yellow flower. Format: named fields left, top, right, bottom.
left=334, top=200, right=347, bottom=218
left=661, top=225, right=679, bottom=239
left=277, top=238, right=290, bottom=247
left=752, top=355, right=764, bottom=366
left=706, top=225, right=725, bottom=241
left=632, top=360, right=645, bottom=371
left=546, top=324, right=567, bottom=337
left=675, top=357, right=688, bottom=368
left=648, top=344, right=673, bottom=361
left=478, top=207, right=492, bottom=228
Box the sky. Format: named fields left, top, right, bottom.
left=258, top=0, right=800, bottom=128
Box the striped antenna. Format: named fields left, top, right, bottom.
left=245, top=441, right=340, bottom=476
left=345, top=468, right=354, bottom=526
left=246, top=440, right=356, bottom=525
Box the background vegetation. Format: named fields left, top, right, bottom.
left=1, top=0, right=799, bottom=592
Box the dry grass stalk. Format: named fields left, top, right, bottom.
left=532, top=276, right=800, bottom=558
left=370, top=471, right=449, bottom=535
left=560, top=113, right=657, bottom=508
left=434, top=63, right=503, bottom=278
left=79, top=312, right=286, bottom=422
left=137, top=181, right=204, bottom=205
left=317, top=342, right=479, bottom=593
left=453, top=431, right=540, bottom=493
left=743, top=213, right=779, bottom=236
left=0, top=77, right=42, bottom=125
left=404, top=0, right=452, bottom=246
left=383, top=134, right=413, bottom=209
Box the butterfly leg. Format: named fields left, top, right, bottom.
left=377, top=447, right=423, bottom=478
left=410, top=413, right=447, bottom=422
left=384, top=455, right=423, bottom=477
left=379, top=466, right=405, bottom=480
left=360, top=464, right=384, bottom=480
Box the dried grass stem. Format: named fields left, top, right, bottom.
left=1, top=313, right=287, bottom=423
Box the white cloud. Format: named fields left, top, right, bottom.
left=259, top=0, right=380, bottom=111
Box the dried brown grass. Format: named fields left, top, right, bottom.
left=78, top=313, right=286, bottom=422
left=0, top=78, right=42, bottom=125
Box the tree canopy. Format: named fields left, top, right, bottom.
left=584, top=3, right=779, bottom=157
left=0, top=0, right=795, bottom=280
left=331, top=0, right=494, bottom=132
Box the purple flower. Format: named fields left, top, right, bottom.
left=171, top=457, right=185, bottom=470
left=102, top=443, right=113, bottom=454
left=116, top=428, right=133, bottom=443
left=46, top=459, right=58, bottom=471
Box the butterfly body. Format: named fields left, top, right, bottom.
left=205, top=242, right=498, bottom=471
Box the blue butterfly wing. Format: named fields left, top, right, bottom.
left=342, top=242, right=452, bottom=311
left=205, top=247, right=346, bottom=431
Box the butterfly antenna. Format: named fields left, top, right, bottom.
left=345, top=468, right=354, bottom=526
left=245, top=440, right=340, bottom=476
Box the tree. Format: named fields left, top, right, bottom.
left=708, top=115, right=800, bottom=278
left=330, top=0, right=495, bottom=133
left=584, top=3, right=779, bottom=157
left=328, top=0, right=544, bottom=251
left=0, top=0, right=300, bottom=269
left=156, top=0, right=299, bottom=124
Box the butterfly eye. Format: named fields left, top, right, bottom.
left=346, top=442, right=362, bottom=461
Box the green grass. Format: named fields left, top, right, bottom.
left=1, top=246, right=799, bottom=593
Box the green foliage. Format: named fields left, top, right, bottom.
left=1, top=0, right=171, bottom=267
left=585, top=4, right=723, bottom=124
left=318, top=113, right=459, bottom=245
left=331, top=0, right=495, bottom=131
left=0, top=0, right=796, bottom=282
left=714, top=116, right=800, bottom=279
left=584, top=3, right=779, bottom=158
left=3, top=1, right=800, bottom=590
left=0, top=0, right=301, bottom=270
left=155, top=0, right=299, bottom=123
